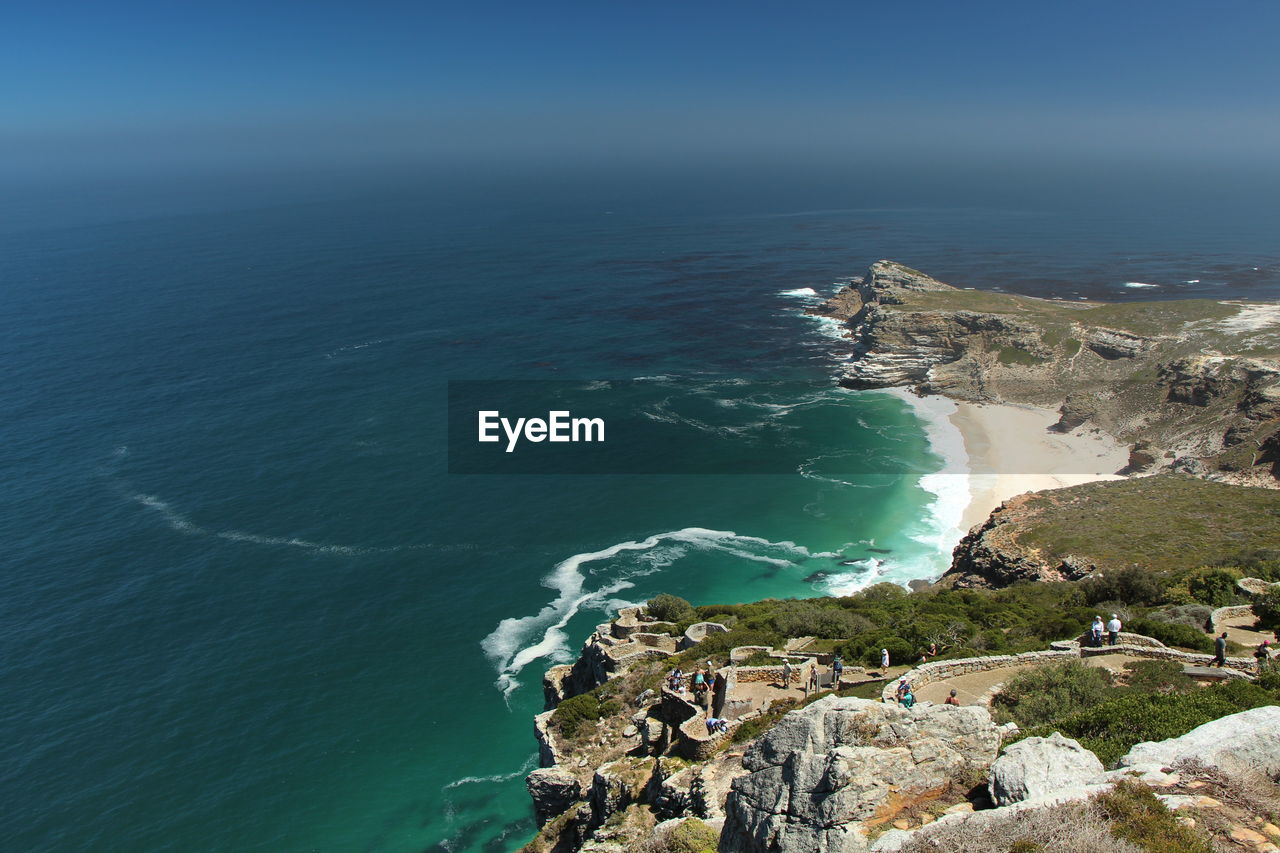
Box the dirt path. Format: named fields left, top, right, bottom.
left=1219, top=612, right=1275, bottom=648
left=914, top=653, right=1150, bottom=706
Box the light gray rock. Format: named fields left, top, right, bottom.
left=1119, top=705, right=1280, bottom=779
left=526, top=766, right=583, bottom=826
left=719, top=696, right=1001, bottom=853
left=988, top=732, right=1104, bottom=806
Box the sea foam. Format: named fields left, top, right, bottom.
left=480, top=528, right=831, bottom=697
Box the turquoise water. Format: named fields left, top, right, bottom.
left=3, top=180, right=1278, bottom=852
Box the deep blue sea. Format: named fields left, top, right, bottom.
left=3, top=170, right=1278, bottom=852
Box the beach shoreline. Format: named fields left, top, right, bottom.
left=950, top=399, right=1130, bottom=532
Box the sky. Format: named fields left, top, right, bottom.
left=2, top=1, right=1279, bottom=185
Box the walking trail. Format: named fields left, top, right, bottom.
left=914, top=652, right=1150, bottom=706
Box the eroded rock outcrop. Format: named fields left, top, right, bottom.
left=719, top=696, right=1001, bottom=853
left=1119, top=705, right=1280, bottom=779
left=988, top=733, right=1105, bottom=806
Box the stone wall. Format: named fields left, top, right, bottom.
left=1211, top=604, right=1255, bottom=632
left=732, top=659, right=817, bottom=684
left=881, top=649, right=1077, bottom=702
left=680, top=621, right=728, bottom=650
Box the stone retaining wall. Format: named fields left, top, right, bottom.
left=733, top=659, right=818, bottom=684
left=880, top=648, right=1077, bottom=702
left=1210, top=604, right=1255, bottom=632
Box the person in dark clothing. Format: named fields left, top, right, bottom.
left=1213, top=632, right=1229, bottom=667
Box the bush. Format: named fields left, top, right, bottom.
left=1149, top=604, right=1212, bottom=631
left=1095, top=780, right=1214, bottom=853
left=1016, top=680, right=1278, bottom=765
left=647, top=594, right=696, bottom=623
left=1125, top=617, right=1214, bottom=652
left=1120, top=660, right=1196, bottom=694
left=1186, top=569, right=1241, bottom=607
left=1083, top=567, right=1167, bottom=607
left=551, top=692, right=600, bottom=738
left=648, top=817, right=718, bottom=853
left=771, top=600, right=873, bottom=639
left=991, top=661, right=1113, bottom=728
left=1255, top=589, right=1280, bottom=632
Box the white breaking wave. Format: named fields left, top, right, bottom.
left=779, top=287, right=819, bottom=298
left=803, top=314, right=851, bottom=343
left=480, top=528, right=828, bottom=697
left=1123, top=282, right=1160, bottom=289
left=874, top=389, right=971, bottom=576
left=442, top=753, right=538, bottom=790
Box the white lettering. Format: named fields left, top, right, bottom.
left=573, top=417, right=604, bottom=442
left=479, top=410, right=605, bottom=452
left=501, top=417, right=526, bottom=453
left=548, top=410, right=571, bottom=442
left=478, top=411, right=501, bottom=443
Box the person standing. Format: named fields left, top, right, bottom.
left=1213, top=632, right=1229, bottom=667
left=880, top=648, right=890, bottom=670
left=807, top=664, right=819, bottom=695
left=1106, top=613, right=1123, bottom=646
left=1256, top=640, right=1272, bottom=673
left=782, top=659, right=792, bottom=690
left=1090, top=616, right=1105, bottom=648
left=832, top=655, right=844, bottom=688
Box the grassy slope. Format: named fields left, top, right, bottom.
left=1014, top=476, right=1280, bottom=571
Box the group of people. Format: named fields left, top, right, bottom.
left=1089, top=614, right=1124, bottom=647
left=668, top=662, right=725, bottom=707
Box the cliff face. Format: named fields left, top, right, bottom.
left=940, top=475, right=1280, bottom=589
left=815, top=261, right=1280, bottom=485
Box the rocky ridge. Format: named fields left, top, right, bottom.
left=815, top=260, right=1280, bottom=485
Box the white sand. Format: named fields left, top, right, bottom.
left=951, top=401, right=1130, bottom=532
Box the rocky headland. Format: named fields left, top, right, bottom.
left=815, top=260, right=1280, bottom=486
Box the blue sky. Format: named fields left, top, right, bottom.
left=3, top=1, right=1279, bottom=179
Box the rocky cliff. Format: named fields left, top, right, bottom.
left=815, top=261, right=1280, bottom=485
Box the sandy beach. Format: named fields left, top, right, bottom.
left=951, top=401, right=1130, bottom=532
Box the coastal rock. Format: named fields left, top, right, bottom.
left=527, top=767, right=584, bottom=826
left=1119, top=706, right=1280, bottom=779
left=1084, top=327, right=1156, bottom=360
left=988, top=733, right=1104, bottom=806
left=719, top=696, right=1000, bottom=853
left=812, top=260, right=1280, bottom=484
left=590, top=758, right=655, bottom=827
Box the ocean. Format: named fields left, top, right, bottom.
left=2, top=171, right=1278, bottom=852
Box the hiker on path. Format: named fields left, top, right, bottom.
left=807, top=664, right=819, bottom=695
left=880, top=648, right=890, bottom=670
left=944, top=689, right=960, bottom=706
left=1090, top=616, right=1105, bottom=647
left=1256, top=640, right=1272, bottom=673
left=782, top=659, right=793, bottom=689
left=1106, top=614, right=1123, bottom=646
left=832, top=655, right=844, bottom=687
left=1214, top=632, right=1229, bottom=667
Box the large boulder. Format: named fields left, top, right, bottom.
left=719, top=696, right=1001, bottom=853
left=526, top=766, right=583, bottom=825
left=988, top=732, right=1104, bottom=806
left=1119, top=705, right=1280, bottom=779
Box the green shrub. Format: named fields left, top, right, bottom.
left=1095, top=780, right=1214, bottom=853
left=1083, top=567, right=1167, bottom=607
left=1016, top=680, right=1277, bottom=765
left=1186, top=569, right=1241, bottom=607
left=1120, top=660, right=1196, bottom=694
left=991, top=661, right=1113, bottom=728
left=552, top=692, right=600, bottom=738
left=647, top=594, right=696, bottom=623
left=655, top=818, right=719, bottom=853
left=771, top=600, right=874, bottom=639
left=1256, top=589, right=1280, bottom=632
left=1125, top=617, right=1213, bottom=652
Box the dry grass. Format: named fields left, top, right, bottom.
left=895, top=799, right=1145, bottom=853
